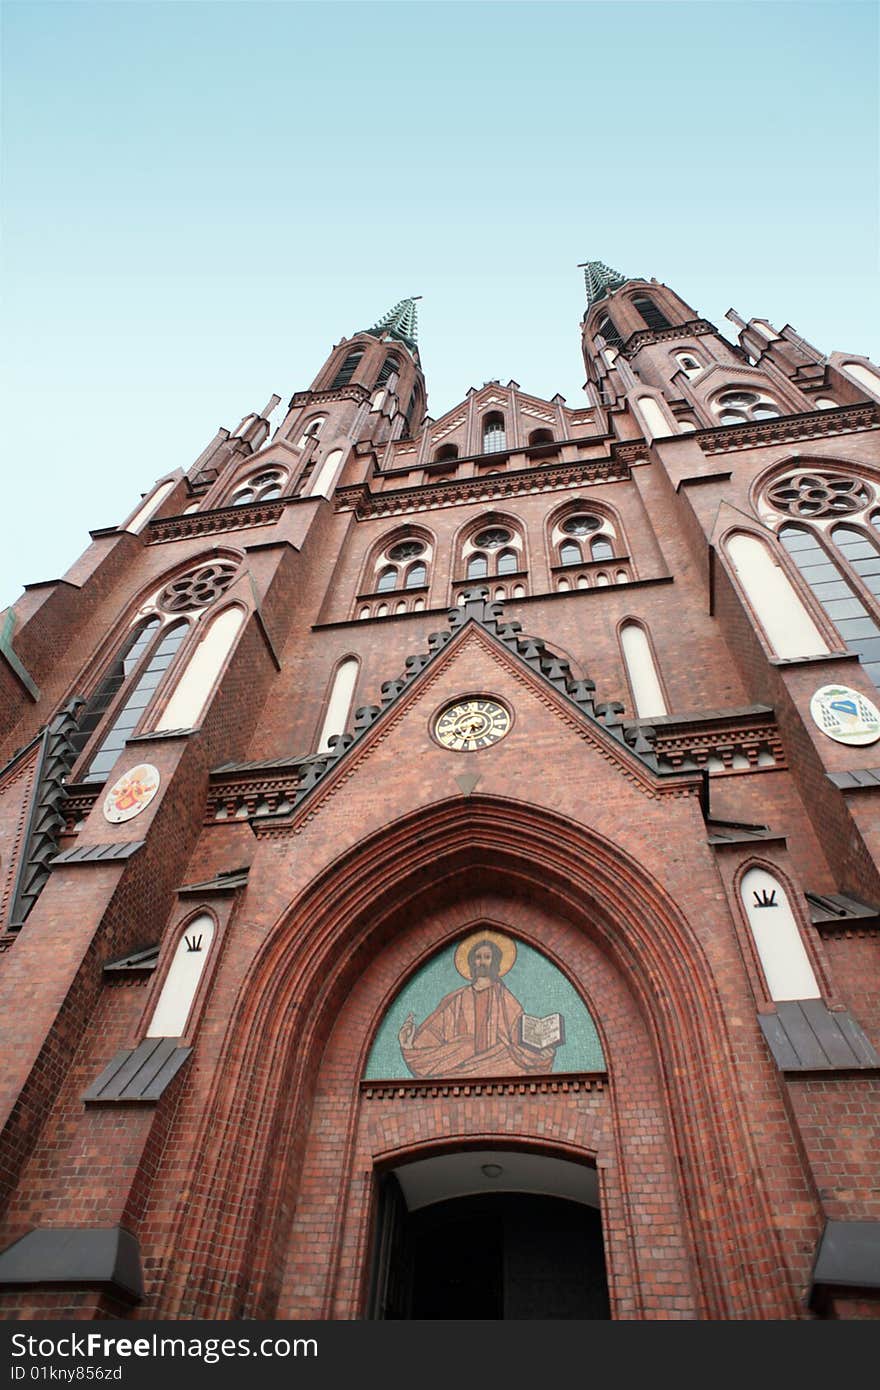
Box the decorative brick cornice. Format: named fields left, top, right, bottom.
left=648, top=708, right=787, bottom=775
left=361, top=1072, right=607, bottom=1100
left=335, top=454, right=638, bottom=519
left=289, top=385, right=371, bottom=409
left=61, top=782, right=102, bottom=834
left=620, top=318, right=717, bottom=356
left=696, top=402, right=880, bottom=456
left=146, top=499, right=286, bottom=544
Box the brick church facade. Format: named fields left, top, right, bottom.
left=1, top=264, right=879, bottom=1319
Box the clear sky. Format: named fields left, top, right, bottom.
left=2, top=0, right=878, bottom=610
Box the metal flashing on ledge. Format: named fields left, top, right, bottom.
left=178, top=867, right=250, bottom=895
left=103, top=944, right=160, bottom=976
left=810, top=1221, right=880, bottom=1311
left=828, top=767, right=880, bottom=792
left=0, top=1227, right=143, bottom=1301
left=759, top=1000, right=880, bottom=1072
left=83, top=1037, right=191, bottom=1103
left=51, top=841, right=145, bottom=866
left=806, top=890, right=880, bottom=932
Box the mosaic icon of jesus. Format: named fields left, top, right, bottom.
left=397, top=930, right=563, bottom=1078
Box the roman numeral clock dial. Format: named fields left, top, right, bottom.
left=433, top=698, right=511, bottom=751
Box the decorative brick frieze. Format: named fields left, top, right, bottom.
left=60, top=783, right=101, bottom=834
left=361, top=1073, right=607, bottom=1100
left=695, top=402, right=880, bottom=455
left=648, top=708, right=787, bottom=775
left=289, top=385, right=371, bottom=409
left=335, top=456, right=637, bottom=518
left=619, top=318, right=717, bottom=356
left=146, top=499, right=286, bottom=544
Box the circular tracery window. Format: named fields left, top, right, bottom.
left=388, top=540, right=425, bottom=562
left=230, top=469, right=286, bottom=506
left=766, top=472, right=871, bottom=519
left=159, top=561, right=239, bottom=613
left=562, top=515, right=601, bottom=536
left=716, top=390, right=781, bottom=426
left=474, top=528, right=512, bottom=549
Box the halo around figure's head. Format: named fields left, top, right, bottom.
left=454, top=929, right=517, bottom=980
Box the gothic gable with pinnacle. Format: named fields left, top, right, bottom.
left=206, top=588, right=702, bottom=830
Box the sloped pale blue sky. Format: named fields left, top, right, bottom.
left=2, top=0, right=878, bottom=608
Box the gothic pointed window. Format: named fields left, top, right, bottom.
left=778, top=524, right=880, bottom=687
left=560, top=542, right=581, bottom=567
left=740, top=869, right=820, bottom=1002
left=596, top=314, right=622, bottom=349
left=72, top=559, right=242, bottom=783
left=147, top=914, right=216, bottom=1038
left=331, top=351, right=363, bottom=388
left=317, top=657, right=359, bottom=752
left=675, top=352, right=702, bottom=378
left=482, top=413, right=507, bottom=454
left=551, top=510, right=616, bottom=574
left=632, top=296, right=671, bottom=331
left=376, top=355, right=400, bottom=388
left=377, top=566, right=398, bottom=593
left=84, top=622, right=189, bottom=781
left=364, top=535, right=432, bottom=612
left=620, top=621, right=668, bottom=718
left=458, top=520, right=526, bottom=590
left=228, top=468, right=287, bottom=506
left=297, top=416, right=325, bottom=449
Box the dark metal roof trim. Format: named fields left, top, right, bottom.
left=103, top=944, right=160, bottom=975
left=828, top=767, right=880, bottom=791
left=0, top=1226, right=143, bottom=1300
left=759, top=1000, right=880, bottom=1073
left=178, top=867, right=250, bottom=895
left=810, top=1220, right=880, bottom=1310
left=8, top=699, right=85, bottom=928
left=51, top=841, right=145, bottom=866
left=806, top=890, right=880, bottom=930
left=83, top=1037, right=191, bottom=1104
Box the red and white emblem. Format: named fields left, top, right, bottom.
left=103, top=763, right=161, bottom=823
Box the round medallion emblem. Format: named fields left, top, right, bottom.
left=809, top=685, right=880, bottom=746
left=434, top=698, right=511, bottom=751
left=103, top=764, right=161, bottom=823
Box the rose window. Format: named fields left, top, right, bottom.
left=388, top=540, right=425, bottom=562
left=159, top=561, right=239, bottom=613
left=766, top=473, right=870, bottom=520
left=474, top=528, right=512, bottom=549
left=562, top=515, right=601, bottom=536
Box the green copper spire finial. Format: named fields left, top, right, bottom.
left=578, top=260, right=629, bottom=308
left=366, top=297, right=421, bottom=349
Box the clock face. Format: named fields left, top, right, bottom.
left=434, top=698, right=511, bottom=751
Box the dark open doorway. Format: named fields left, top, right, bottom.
left=369, top=1161, right=610, bottom=1319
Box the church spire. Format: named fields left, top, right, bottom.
left=365, top=296, right=421, bottom=350
left=578, top=260, right=629, bottom=308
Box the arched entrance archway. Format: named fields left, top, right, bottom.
left=369, top=1148, right=610, bottom=1320
left=147, top=796, right=798, bottom=1321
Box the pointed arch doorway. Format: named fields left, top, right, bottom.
left=368, top=1148, right=610, bottom=1320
